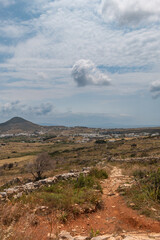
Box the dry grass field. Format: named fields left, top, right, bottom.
left=0, top=135, right=160, bottom=185
left=0, top=134, right=160, bottom=239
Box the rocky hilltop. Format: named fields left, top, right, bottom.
left=0, top=117, right=42, bottom=134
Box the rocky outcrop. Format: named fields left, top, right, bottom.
left=0, top=169, right=90, bottom=201
left=47, top=231, right=160, bottom=240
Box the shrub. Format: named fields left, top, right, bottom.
left=130, top=153, right=136, bottom=158
left=133, top=168, right=160, bottom=202
left=133, top=169, right=147, bottom=179
left=146, top=169, right=160, bottom=201
left=131, top=144, right=137, bottom=147
left=95, top=140, right=106, bottom=144
left=27, top=152, right=52, bottom=180
left=89, top=168, right=108, bottom=179
left=74, top=174, right=95, bottom=188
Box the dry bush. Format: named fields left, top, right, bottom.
left=27, top=152, right=53, bottom=180
left=1, top=203, right=27, bottom=226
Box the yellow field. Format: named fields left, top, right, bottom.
left=0, top=155, right=36, bottom=167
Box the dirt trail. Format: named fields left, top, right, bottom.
left=62, top=166, right=160, bottom=235
left=9, top=167, right=160, bottom=239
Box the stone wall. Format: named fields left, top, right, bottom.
left=110, top=156, right=159, bottom=163
left=0, top=168, right=90, bottom=201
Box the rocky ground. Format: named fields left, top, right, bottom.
left=49, top=229, right=160, bottom=240
left=0, top=167, right=160, bottom=240
left=57, top=167, right=160, bottom=240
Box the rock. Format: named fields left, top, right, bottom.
left=5, top=188, right=17, bottom=196
left=150, top=207, right=157, bottom=212
left=91, top=234, right=113, bottom=240
left=50, top=232, right=160, bottom=240
left=13, top=192, right=23, bottom=199
left=119, top=191, right=125, bottom=196
left=47, top=233, right=57, bottom=239
left=74, top=236, right=89, bottom=240
left=115, top=236, right=123, bottom=240
left=107, top=192, right=115, bottom=196
left=59, top=231, right=74, bottom=240
left=0, top=192, right=7, bottom=198
left=129, top=203, right=135, bottom=207
left=34, top=205, right=49, bottom=215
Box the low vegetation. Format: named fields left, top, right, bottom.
left=0, top=128, right=160, bottom=234
left=14, top=168, right=108, bottom=222
left=123, top=167, right=160, bottom=220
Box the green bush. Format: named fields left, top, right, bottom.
left=146, top=169, right=160, bottom=201
left=133, top=168, right=160, bottom=202
left=133, top=169, right=147, bottom=179
left=89, top=168, right=108, bottom=179
left=74, top=174, right=95, bottom=188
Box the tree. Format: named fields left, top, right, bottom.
left=27, top=152, right=52, bottom=180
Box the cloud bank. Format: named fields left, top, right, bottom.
left=1, top=101, right=54, bottom=116
left=100, top=0, right=160, bottom=27
left=150, top=81, right=160, bottom=98
left=72, top=59, right=111, bottom=87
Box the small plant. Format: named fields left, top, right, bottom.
left=90, top=228, right=100, bottom=238
left=140, top=152, right=148, bottom=157
left=133, top=169, right=147, bottom=179
left=131, top=144, right=137, bottom=147
left=59, top=211, right=68, bottom=223
left=130, top=153, right=136, bottom=158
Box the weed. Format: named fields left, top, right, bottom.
left=89, top=228, right=100, bottom=238
left=59, top=211, right=68, bottom=223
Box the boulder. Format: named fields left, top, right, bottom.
left=59, top=231, right=74, bottom=240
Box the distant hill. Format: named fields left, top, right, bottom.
left=0, top=117, right=160, bottom=136
left=0, top=117, right=42, bottom=134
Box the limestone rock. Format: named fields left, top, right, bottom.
left=74, top=236, right=89, bottom=240
left=47, top=233, right=57, bottom=239
left=59, top=231, right=74, bottom=240
left=91, top=234, right=113, bottom=240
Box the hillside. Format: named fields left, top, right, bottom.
left=0, top=117, right=42, bottom=134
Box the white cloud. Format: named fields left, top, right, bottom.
left=100, top=0, right=160, bottom=27
left=0, top=0, right=160, bottom=105
left=0, top=101, right=54, bottom=116
left=150, top=80, right=160, bottom=98
left=0, top=22, right=29, bottom=39
left=72, top=59, right=111, bottom=87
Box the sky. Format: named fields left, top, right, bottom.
left=0, top=0, right=160, bottom=128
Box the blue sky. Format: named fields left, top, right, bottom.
left=0, top=0, right=160, bottom=128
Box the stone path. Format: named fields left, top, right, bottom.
left=59, top=167, right=160, bottom=238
